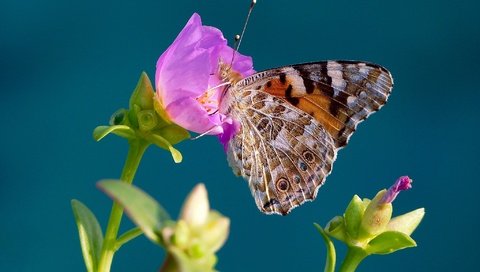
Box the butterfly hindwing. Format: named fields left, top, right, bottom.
left=221, top=61, right=393, bottom=215
left=223, top=89, right=337, bottom=215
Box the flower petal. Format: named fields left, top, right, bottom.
left=381, top=176, right=413, bottom=204
left=156, top=13, right=226, bottom=107
left=165, top=96, right=223, bottom=134
left=217, top=117, right=240, bottom=151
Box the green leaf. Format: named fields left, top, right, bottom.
left=366, top=231, right=417, bottom=255
left=97, top=180, right=170, bottom=244
left=344, top=195, right=366, bottom=239
left=115, top=227, right=143, bottom=251
left=387, top=208, right=425, bottom=235
left=314, top=223, right=336, bottom=272
left=71, top=199, right=103, bottom=272
left=148, top=134, right=183, bottom=163
left=93, top=125, right=135, bottom=141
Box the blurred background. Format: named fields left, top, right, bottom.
left=1, top=0, right=479, bottom=271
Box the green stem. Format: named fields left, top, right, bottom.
left=339, top=246, right=368, bottom=272
left=97, top=140, right=149, bottom=272
left=313, top=223, right=336, bottom=272
left=115, top=227, right=143, bottom=251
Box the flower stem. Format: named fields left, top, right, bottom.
left=339, top=246, right=368, bottom=272
left=159, top=254, right=177, bottom=272
left=97, top=140, right=149, bottom=272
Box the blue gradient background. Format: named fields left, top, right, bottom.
left=1, top=0, right=479, bottom=271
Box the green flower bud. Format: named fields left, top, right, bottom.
left=187, top=241, right=206, bottom=259
left=171, top=220, right=190, bottom=249
left=137, top=110, right=158, bottom=131
left=109, top=108, right=128, bottom=126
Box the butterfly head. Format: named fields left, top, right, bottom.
left=218, top=60, right=243, bottom=85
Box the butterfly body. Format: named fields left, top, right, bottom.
left=219, top=61, right=393, bottom=215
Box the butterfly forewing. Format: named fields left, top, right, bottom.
left=221, top=61, right=393, bottom=215
left=237, top=61, right=393, bottom=148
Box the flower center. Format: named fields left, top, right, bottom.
left=196, top=86, right=221, bottom=114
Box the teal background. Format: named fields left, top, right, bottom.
left=1, top=0, right=479, bottom=271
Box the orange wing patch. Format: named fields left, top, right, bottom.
left=262, top=73, right=349, bottom=139
left=297, top=95, right=347, bottom=138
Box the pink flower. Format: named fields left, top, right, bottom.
left=155, top=13, right=254, bottom=144
left=381, top=176, right=413, bottom=204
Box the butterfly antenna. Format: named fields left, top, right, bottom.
left=229, top=0, right=257, bottom=66
left=191, top=126, right=219, bottom=140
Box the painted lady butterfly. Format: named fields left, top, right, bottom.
left=219, top=61, right=393, bottom=215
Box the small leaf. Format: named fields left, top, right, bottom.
left=387, top=208, right=425, bottom=235
left=97, top=180, right=170, bottom=244
left=366, top=231, right=417, bottom=255
left=314, top=223, right=336, bottom=272
left=148, top=134, right=183, bottom=163
left=344, top=195, right=366, bottom=239
left=71, top=199, right=103, bottom=272
left=93, top=125, right=135, bottom=141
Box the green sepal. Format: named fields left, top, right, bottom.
left=147, top=134, right=183, bottom=163
left=200, top=211, right=230, bottom=253
left=97, top=180, right=171, bottom=244
left=157, top=124, right=190, bottom=145
left=154, top=96, right=173, bottom=125
left=313, top=223, right=336, bottom=272
left=168, top=247, right=217, bottom=272
left=325, top=216, right=348, bottom=243
left=93, top=125, right=135, bottom=141
left=344, top=195, right=366, bottom=239
left=129, top=72, right=154, bottom=111
left=387, top=208, right=425, bottom=235
left=365, top=231, right=417, bottom=255
left=71, top=199, right=104, bottom=272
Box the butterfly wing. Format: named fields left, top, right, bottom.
left=221, top=61, right=393, bottom=215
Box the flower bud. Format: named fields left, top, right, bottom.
left=180, top=183, right=210, bottom=227
left=358, top=190, right=393, bottom=240
left=171, top=220, right=190, bottom=249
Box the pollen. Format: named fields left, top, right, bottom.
left=196, top=87, right=220, bottom=114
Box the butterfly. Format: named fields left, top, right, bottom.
left=218, top=61, right=393, bottom=215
